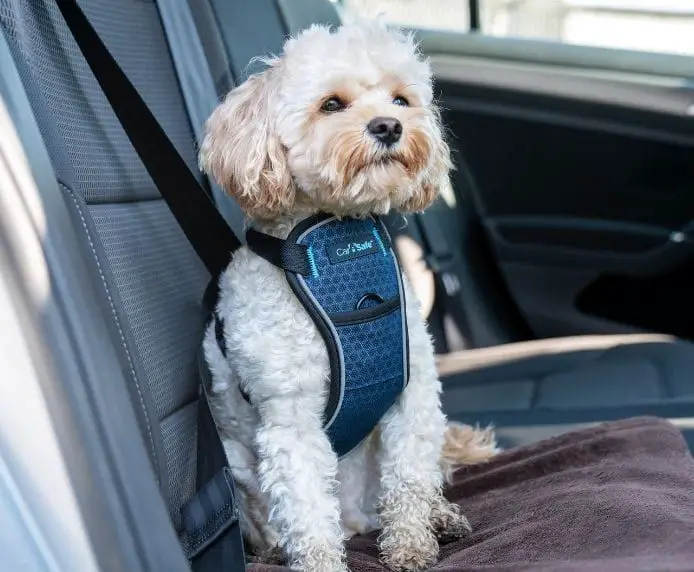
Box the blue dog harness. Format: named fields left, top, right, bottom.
left=243, top=214, right=410, bottom=458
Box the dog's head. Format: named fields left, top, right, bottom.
left=199, top=22, right=451, bottom=222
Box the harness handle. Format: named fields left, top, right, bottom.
left=356, top=293, right=385, bottom=310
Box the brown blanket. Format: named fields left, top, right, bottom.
left=250, top=417, right=694, bottom=571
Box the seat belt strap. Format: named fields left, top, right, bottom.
left=155, top=0, right=246, bottom=238
left=413, top=211, right=461, bottom=298
left=179, top=352, right=245, bottom=571
left=55, top=1, right=245, bottom=569
left=55, top=0, right=240, bottom=280
left=412, top=211, right=473, bottom=350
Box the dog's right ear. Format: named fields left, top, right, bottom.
left=199, top=65, right=294, bottom=220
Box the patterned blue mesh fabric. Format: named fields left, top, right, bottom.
left=326, top=310, right=405, bottom=456
left=300, top=217, right=400, bottom=313
left=295, top=217, right=408, bottom=457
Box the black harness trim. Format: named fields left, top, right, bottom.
left=246, top=228, right=312, bottom=275
left=281, top=214, right=344, bottom=427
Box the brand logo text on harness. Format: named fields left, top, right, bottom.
left=336, top=240, right=373, bottom=257
left=327, top=233, right=381, bottom=264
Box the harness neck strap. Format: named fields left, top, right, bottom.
left=246, top=228, right=312, bottom=275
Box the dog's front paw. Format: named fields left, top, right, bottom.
left=378, top=524, right=439, bottom=572
left=256, top=545, right=286, bottom=565
left=291, top=545, right=348, bottom=572
left=430, top=498, right=472, bottom=543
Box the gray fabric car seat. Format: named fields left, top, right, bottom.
left=0, top=0, right=210, bottom=535
left=436, top=334, right=694, bottom=446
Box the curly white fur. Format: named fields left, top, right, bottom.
left=199, top=21, right=497, bottom=571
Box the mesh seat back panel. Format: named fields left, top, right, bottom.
left=1, top=0, right=200, bottom=204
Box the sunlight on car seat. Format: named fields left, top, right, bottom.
left=0, top=97, right=50, bottom=304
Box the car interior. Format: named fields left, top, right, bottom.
left=1, top=0, right=693, bottom=570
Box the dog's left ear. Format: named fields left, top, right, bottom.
left=400, top=109, right=453, bottom=213
left=199, top=64, right=294, bottom=220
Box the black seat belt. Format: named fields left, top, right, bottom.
left=412, top=211, right=468, bottom=347
left=413, top=212, right=461, bottom=300
left=54, top=1, right=245, bottom=570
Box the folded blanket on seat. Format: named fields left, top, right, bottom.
left=250, top=417, right=694, bottom=571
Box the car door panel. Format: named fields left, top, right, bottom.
left=426, top=50, right=694, bottom=340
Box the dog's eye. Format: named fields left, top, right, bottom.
left=393, top=96, right=409, bottom=107
left=321, top=97, right=346, bottom=113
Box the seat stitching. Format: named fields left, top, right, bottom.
left=60, top=183, right=159, bottom=484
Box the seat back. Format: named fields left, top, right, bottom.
left=0, top=0, right=211, bottom=531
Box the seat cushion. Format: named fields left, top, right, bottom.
left=436, top=334, right=694, bottom=433
left=249, top=417, right=694, bottom=571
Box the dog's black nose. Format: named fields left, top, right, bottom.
left=367, top=117, right=402, bottom=146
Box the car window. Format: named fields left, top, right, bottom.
left=335, top=0, right=694, bottom=57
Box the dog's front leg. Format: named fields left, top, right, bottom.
left=255, top=396, right=347, bottom=572
left=376, top=285, right=471, bottom=571
left=376, top=367, right=444, bottom=571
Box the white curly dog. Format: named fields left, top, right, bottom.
left=199, top=21, right=497, bottom=572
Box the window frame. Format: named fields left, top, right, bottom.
left=413, top=27, right=694, bottom=81
left=469, top=0, right=480, bottom=30
left=334, top=0, right=694, bottom=79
